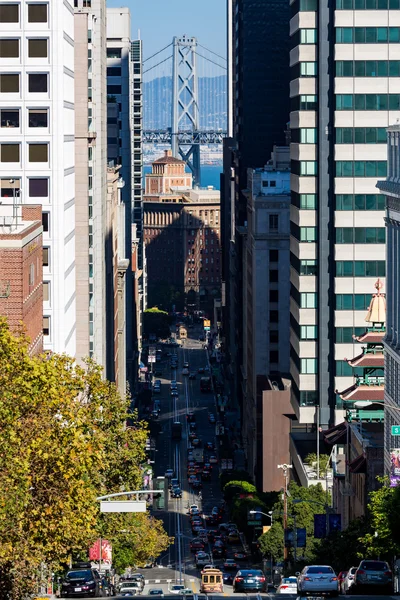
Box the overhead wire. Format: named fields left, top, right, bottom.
left=143, top=43, right=172, bottom=63
left=197, top=43, right=227, bottom=63
left=143, top=55, right=172, bottom=75
left=194, top=50, right=227, bottom=71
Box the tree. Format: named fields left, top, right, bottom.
left=143, top=307, right=171, bottom=340
left=259, top=522, right=285, bottom=563
left=314, top=518, right=369, bottom=571
left=147, top=282, right=184, bottom=312
left=0, top=319, right=170, bottom=598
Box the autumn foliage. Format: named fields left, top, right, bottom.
left=0, top=319, right=170, bottom=597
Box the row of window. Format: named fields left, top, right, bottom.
left=336, top=260, right=386, bottom=276
left=336, top=0, right=400, bottom=9
left=336, top=294, right=374, bottom=310
left=290, top=253, right=318, bottom=275
left=2, top=108, right=48, bottom=128
left=291, top=160, right=317, bottom=176
left=336, top=94, right=400, bottom=110
left=294, top=127, right=388, bottom=145
left=0, top=72, right=48, bottom=93
left=0, top=3, right=47, bottom=23
left=336, top=60, right=400, bottom=77
left=336, top=327, right=366, bottom=342
left=294, top=357, right=383, bottom=377
left=335, top=227, right=385, bottom=243
left=292, top=193, right=384, bottom=211
left=291, top=61, right=317, bottom=78
left=336, top=161, right=387, bottom=177
left=335, top=194, right=385, bottom=210
left=0, top=177, right=48, bottom=197
left=0, top=38, right=48, bottom=59
left=336, top=127, right=387, bottom=144
left=0, top=142, right=48, bottom=162
left=291, top=223, right=317, bottom=242
left=291, top=28, right=317, bottom=46
left=336, top=27, right=400, bottom=43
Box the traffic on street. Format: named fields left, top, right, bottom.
left=60, top=325, right=397, bottom=600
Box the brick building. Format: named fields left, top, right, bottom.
left=145, top=150, right=192, bottom=197
left=144, top=155, right=221, bottom=311
left=0, top=204, right=43, bottom=354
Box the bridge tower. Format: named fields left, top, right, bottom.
left=171, top=36, right=201, bottom=186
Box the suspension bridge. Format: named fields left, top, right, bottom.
left=142, top=36, right=227, bottom=185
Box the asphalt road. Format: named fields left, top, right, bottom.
left=62, top=330, right=397, bottom=600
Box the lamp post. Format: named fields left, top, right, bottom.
left=277, top=463, right=292, bottom=561
left=249, top=510, right=274, bottom=584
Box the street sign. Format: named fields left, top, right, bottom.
left=392, top=425, right=400, bottom=436
left=247, top=520, right=260, bottom=526
left=100, top=500, right=146, bottom=513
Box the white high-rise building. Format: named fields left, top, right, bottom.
left=0, top=0, right=76, bottom=354
left=289, top=0, right=400, bottom=479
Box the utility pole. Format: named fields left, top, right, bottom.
left=278, top=463, right=292, bottom=561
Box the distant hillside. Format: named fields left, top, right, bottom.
left=143, top=74, right=227, bottom=131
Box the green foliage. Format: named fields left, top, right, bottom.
left=223, top=480, right=257, bottom=503
left=314, top=518, right=369, bottom=571
left=143, top=307, right=171, bottom=339
left=259, top=522, right=285, bottom=563
left=304, top=453, right=330, bottom=477
left=219, top=469, right=253, bottom=490
left=0, top=319, right=171, bottom=598
left=147, top=282, right=184, bottom=312
left=258, top=482, right=327, bottom=564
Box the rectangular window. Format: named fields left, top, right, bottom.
left=28, top=109, right=48, bottom=127
left=270, top=269, right=279, bottom=282
left=269, top=214, right=279, bottom=231
left=28, top=4, right=47, bottom=22
left=28, top=262, right=34, bottom=287
left=28, top=73, right=47, bottom=93
left=301, top=292, right=317, bottom=308
left=43, top=316, right=50, bottom=336
left=0, top=73, right=19, bottom=92
left=107, top=66, right=121, bottom=77
left=1, top=109, right=19, bottom=127
left=29, top=178, right=48, bottom=197
left=42, top=247, right=49, bottom=267
left=270, top=249, right=279, bottom=262
left=42, top=212, right=49, bottom=232
left=270, top=310, right=279, bottom=323
left=107, top=48, right=121, bottom=58
left=270, top=350, right=279, bottom=363
left=270, top=289, right=279, bottom=302
left=270, top=330, right=279, bottom=343
left=300, top=128, right=317, bottom=143
left=0, top=38, right=19, bottom=57
left=300, top=259, right=317, bottom=275
left=43, top=281, right=49, bottom=302
left=300, top=358, right=317, bottom=374
left=300, top=325, right=318, bottom=339
left=300, top=29, right=317, bottom=43
left=300, top=161, right=317, bottom=175
left=300, top=95, right=317, bottom=110
left=29, top=143, right=48, bottom=162
left=107, top=85, right=122, bottom=95
left=300, top=62, right=317, bottom=76
left=28, top=39, right=47, bottom=58
left=0, top=4, right=18, bottom=22
left=300, top=193, right=317, bottom=209
left=0, top=143, right=19, bottom=162
left=300, top=227, right=317, bottom=242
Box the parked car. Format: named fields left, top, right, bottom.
left=233, top=569, right=267, bottom=593
left=276, top=577, right=298, bottom=594
left=342, top=567, right=357, bottom=594
left=297, top=565, right=339, bottom=597
left=353, top=559, right=393, bottom=594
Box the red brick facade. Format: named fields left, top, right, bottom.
left=0, top=205, right=43, bottom=354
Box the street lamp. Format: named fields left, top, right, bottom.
left=249, top=510, right=273, bottom=524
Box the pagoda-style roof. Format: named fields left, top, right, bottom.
left=354, top=330, right=385, bottom=343
left=365, top=279, right=386, bottom=325
left=338, top=383, right=385, bottom=402
left=346, top=351, right=384, bottom=368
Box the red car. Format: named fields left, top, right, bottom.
left=190, top=539, right=205, bottom=553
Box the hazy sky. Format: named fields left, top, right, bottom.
left=106, top=0, right=227, bottom=61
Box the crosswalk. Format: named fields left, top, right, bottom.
left=144, top=578, right=196, bottom=584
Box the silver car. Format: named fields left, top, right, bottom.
left=342, top=567, right=357, bottom=594
left=297, top=565, right=339, bottom=597
left=353, top=559, right=393, bottom=593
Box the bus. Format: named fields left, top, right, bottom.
left=200, top=376, right=212, bottom=393
left=172, top=421, right=182, bottom=440
left=200, top=568, right=224, bottom=594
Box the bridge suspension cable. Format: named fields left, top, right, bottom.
left=194, top=51, right=227, bottom=71
left=143, top=42, right=172, bottom=63
left=143, top=55, right=172, bottom=75
left=197, top=43, right=227, bottom=63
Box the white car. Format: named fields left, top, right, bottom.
left=276, top=577, right=298, bottom=594
left=196, top=551, right=210, bottom=567
left=182, top=368, right=189, bottom=376
left=342, top=567, right=357, bottom=594
left=297, top=565, right=339, bottom=596
left=189, top=504, right=199, bottom=514
left=118, top=582, right=142, bottom=595
left=168, top=585, right=191, bottom=595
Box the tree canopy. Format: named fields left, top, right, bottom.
left=0, top=318, right=170, bottom=598
left=143, top=307, right=171, bottom=339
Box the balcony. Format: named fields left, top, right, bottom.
left=290, top=432, right=333, bottom=490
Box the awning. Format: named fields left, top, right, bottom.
left=323, top=421, right=347, bottom=446
left=349, top=454, right=366, bottom=473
